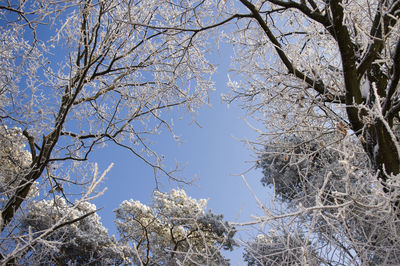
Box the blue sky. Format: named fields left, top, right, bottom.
left=90, top=42, right=270, bottom=264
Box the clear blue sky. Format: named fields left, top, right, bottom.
left=91, top=42, right=270, bottom=264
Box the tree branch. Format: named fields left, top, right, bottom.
left=357, top=0, right=400, bottom=78
left=329, top=0, right=364, bottom=132
left=239, top=0, right=331, bottom=100
left=266, top=0, right=329, bottom=27
left=22, top=129, right=37, bottom=162
left=383, top=38, right=400, bottom=118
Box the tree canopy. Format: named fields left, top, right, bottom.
left=228, top=0, right=400, bottom=264
left=0, top=0, right=220, bottom=262
left=115, top=189, right=236, bottom=265
left=1, top=0, right=400, bottom=264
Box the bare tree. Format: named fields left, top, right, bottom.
left=225, top=0, right=400, bottom=200
left=0, top=0, right=227, bottom=262
left=213, top=0, right=400, bottom=264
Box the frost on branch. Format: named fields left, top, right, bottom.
left=115, top=189, right=236, bottom=265
left=0, top=164, right=125, bottom=265
left=243, top=232, right=318, bottom=266
left=249, top=135, right=400, bottom=265
left=0, top=126, right=33, bottom=202
left=257, top=134, right=370, bottom=207
left=19, top=198, right=127, bottom=265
